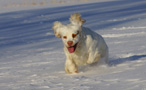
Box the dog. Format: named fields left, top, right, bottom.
left=52, top=13, right=108, bottom=74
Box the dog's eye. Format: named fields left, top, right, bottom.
left=63, top=36, right=67, bottom=39
left=72, top=31, right=79, bottom=38
left=72, top=34, right=77, bottom=38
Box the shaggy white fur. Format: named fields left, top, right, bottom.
left=52, top=13, right=108, bottom=74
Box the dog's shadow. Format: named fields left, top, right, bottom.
left=78, top=54, right=146, bottom=73
left=109, top=54, right=146, bottom=66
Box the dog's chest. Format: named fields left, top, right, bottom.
left=71, top=50, right=88, bottom=65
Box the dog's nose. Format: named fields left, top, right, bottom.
left=67, top=41, right=73, bottom=46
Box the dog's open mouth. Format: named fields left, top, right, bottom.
left=67, top=43, right=78, bottom=53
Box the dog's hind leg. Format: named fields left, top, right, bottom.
left=97, top=50, right=109, bottom=65
left=86, top=53, right=101, bottom=65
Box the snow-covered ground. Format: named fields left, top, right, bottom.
left=0, top=0, right=114, bottom=13
left=0, top=0, right=146, bottom=90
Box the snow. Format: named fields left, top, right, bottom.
left=0, top=0, right=146, bottom=90
left=0, top=0, right=115, bottom=13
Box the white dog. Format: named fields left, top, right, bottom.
left=52, top=13, right=108, bottom=74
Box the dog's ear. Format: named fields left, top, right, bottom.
left=70, top=13, right=86, bottom=26
left=52, top=21, right=63, bottom=38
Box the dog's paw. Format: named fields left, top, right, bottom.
left=65, top=69, right=79, bottom=74
left=68, top=70, right=79, bottom=74
left=65, top=67, right=78, bottom=74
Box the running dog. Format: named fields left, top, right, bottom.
left=52, top=13, right=108, bottom=74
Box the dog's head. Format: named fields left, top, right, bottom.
left=52, top=13, right=86, bottom=53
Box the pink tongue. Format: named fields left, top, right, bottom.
left=67, top=47, right=75, bottom=53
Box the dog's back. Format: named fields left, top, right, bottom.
left=80, top=27, right=108, bottom=64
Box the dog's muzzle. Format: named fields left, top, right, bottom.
left=67, top=43, right=78, bottom=53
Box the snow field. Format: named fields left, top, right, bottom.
left=0, top=0, right=146, bottom=90
left=0, top=0, right=114, bottom=13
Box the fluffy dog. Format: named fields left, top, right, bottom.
left=52, top=13, right=108, bottom=74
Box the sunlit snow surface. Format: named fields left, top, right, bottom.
left=0, top=0, right=146, bottom=90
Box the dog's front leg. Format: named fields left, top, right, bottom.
left=65, top=58, right=78, bottom=74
